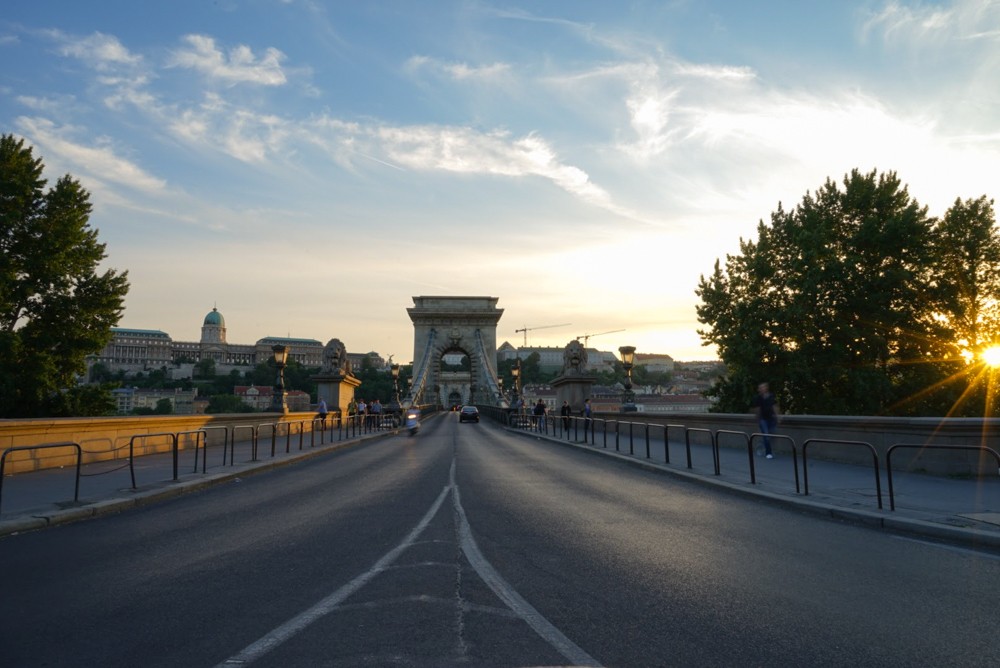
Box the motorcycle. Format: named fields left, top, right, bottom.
left=404, top=409, right=421, bottom=436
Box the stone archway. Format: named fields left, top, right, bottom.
left=406, top=296, right=504, bottom=406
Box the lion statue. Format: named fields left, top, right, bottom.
left=322, top=338, right=352, bottom=375
left=563, top=340, right=588, bottom=374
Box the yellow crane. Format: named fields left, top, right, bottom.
left=576, top=329, right=625, bottom=346
left=514, top=323, right=571, bottom=347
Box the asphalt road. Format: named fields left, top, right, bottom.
left=1, top=414, right=998, bottom=667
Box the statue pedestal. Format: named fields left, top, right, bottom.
left=314, top=373, right=361, bottom=415
left=551, top=374, right=596, bottom=414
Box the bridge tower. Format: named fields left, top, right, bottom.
left=406, top=296, right=504, bottom=407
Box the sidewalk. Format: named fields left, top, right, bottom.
left=0, top=426, right=393, bottom=537
left=512, top=423, right=1000, bottom=550
left=3, top=419, right=999, bottom=550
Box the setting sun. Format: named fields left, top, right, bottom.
left=982, top=346, right=1000, bottom=368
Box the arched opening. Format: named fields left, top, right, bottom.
left=439, top=348, right=473, bottom=409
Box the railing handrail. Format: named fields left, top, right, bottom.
left=1, top=442, right=82, bottom=514
left=886, top=443, right=1000, bottom=511
left=803, top=438, right=882, bottom=509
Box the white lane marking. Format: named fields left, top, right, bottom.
left=214, top=483, right=452, bottom=667
left=216, top=456, right=600, bottom=667
left=449, top=464, right=602, bottom=668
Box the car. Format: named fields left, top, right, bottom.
left=458, top=405, right=480, bottom=423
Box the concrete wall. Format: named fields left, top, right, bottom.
left=0, top=412, right=331, bottom=474
left=592, top=412, right=1000, bottom=476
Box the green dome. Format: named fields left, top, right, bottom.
left=203, top=307, right=225, bottom=327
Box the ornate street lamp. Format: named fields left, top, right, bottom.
left=619, top=345, right=637, bottom=412
left=271, top=344, right=289, bottom=414
left=391, top=363, right=400, bottom=403
left=511, top=359, right=521, bottom=404
left=389, top=363, right=401, bottom=419
left=498, top=376, right=504, bottom=403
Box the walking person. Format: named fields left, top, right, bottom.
left=560, top=400, right=572, bottom=433
left=753, top=382, right=780, bottom=458
left=317, top=397, right=328, bottom=431
left=533, top=399, right=547, bottom=432
left=582, top=398, right=592, bottom=440
left=356, top=398, right=367, bottom=431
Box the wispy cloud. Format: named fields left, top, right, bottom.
left=54, top=30, right=142, bottom=70
left=15, top=116, right=167, bottom=194
left=167, top=34, right=288, bottom=86
left=405, top=55, right=511, bottom=81
left=862, top=0, right=1000, bottom=45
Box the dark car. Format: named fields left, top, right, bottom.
left=459, top=405, right=479, bottom=423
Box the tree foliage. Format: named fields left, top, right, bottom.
left=696, top=169, right=1000, bottom=416
left=0, top=134, right=129, bottom=417
left=206, top=394, right=255, bottom=414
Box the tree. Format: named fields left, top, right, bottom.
left=924, top=196, right=1000, bottom=416
left=930, top=196, right=1000, bottom=354
left=193, top=358, right=216, bottom=379
left=696, top=169, right=955, bottom=416
left=206, top=394, right=255, bottom=414
left=0, top=134, right=129, bottom=417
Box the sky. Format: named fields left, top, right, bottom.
left=3, top=1, right=1000, bottom=364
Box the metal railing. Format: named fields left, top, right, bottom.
left=0, top=410, right=429, bottom=513
left=1, top=443, right=82, bottom=514
left=803, top=438, right=882, bottom=509
left=129, top=432, right=179, bottom=488
left=750, top=432, right=800, bottom=493
left=886, top=443, right=1000, bottom=511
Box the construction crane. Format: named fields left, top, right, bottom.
left=514, top=323, right=571, bottom=347
left=576, top=329, right=625, bottom=346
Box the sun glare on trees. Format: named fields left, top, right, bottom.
left=981, top=345, right=1000, bottom=368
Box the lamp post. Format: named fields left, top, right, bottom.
left=390, top=363, right=401, bottom=420
left=619, top=345, right=637, bottom=412
left=391, top=363, right=400, bottom=403
left=498, top=376, right=504, bottom=403
left=511, top=359, right=521, bottom=405
left=271, top=344, right=289, bottom=414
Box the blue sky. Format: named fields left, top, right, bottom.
left=3, top=1, right=999, bottom=363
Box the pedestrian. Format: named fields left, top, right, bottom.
left=356, top=398, right=367, bottom=429
left=582, top=398, right=592, bottom=438
left=533, top=399, right=547, bottom=431
left=317, top=397, right=328, bottom=430
left=753, top=382, right=780, bottom=458
left=560, top=400, right=572, bottom=432
left=372, top=398, right=383, bottom=428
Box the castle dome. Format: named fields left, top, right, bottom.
left=203, top=307, right=225, bottom=327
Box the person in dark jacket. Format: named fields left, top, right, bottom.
left=753, top=382, right=780, bottom=458
left=533, top=399, right=547, bottom=431
left=560, top=400, right=572, bottom=431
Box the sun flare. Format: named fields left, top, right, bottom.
left=981, top=345, right=1000, bottom=368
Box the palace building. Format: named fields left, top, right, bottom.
left=90, top=307, right=324, bottom=377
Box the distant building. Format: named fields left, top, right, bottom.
left=90, top=307, right=324, bottom=377
left=496, top=342, right=675, bottom=374
left=634, top=353, right=674, bottom=374
left=234, top=386, right=311, bottom=412
left=111, top=387, right=199, bottom=415
left=496, top=342, right=616, bottom=372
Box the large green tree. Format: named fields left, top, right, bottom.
left=930, top=196, right=1000, bottom=355
left=0, top=134, right=129, bottom=417
left=923, top=196, right=1000, bottom=416
left=696, top=169, right=962, bottom=416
